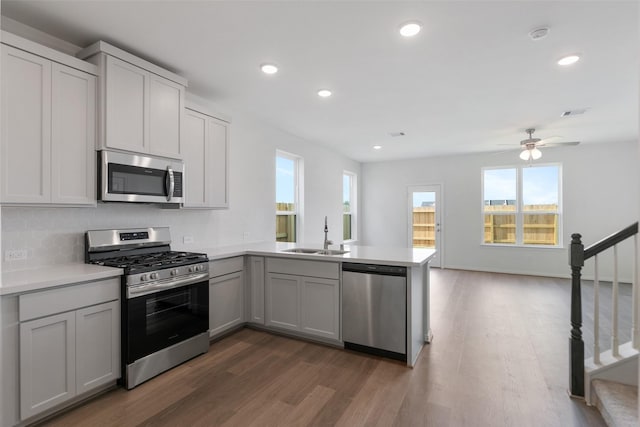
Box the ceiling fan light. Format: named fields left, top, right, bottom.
left=519, top=150, right=531, bottom=161
left=531, top=148, right=542, bottom=160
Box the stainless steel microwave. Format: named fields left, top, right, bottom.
left=98, top=150, right=184, bottom=204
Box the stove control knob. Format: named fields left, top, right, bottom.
left=188, top=266, right=195, bottom=273
left=196, top=265, right=204, bottom=272
left=150, top=272, right=159, bottom=280
left=140, top=274, right=148, bottom=282
left=170, top=269, right=179, bottom=276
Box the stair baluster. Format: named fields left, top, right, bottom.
left=593, top=254, right=600, bottom=365
left=633, top=235, right=639, bottom=350
left=612, top=244, right=620, bottom=357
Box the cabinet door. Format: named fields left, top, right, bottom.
left=265, top=273, right=300, bottom=331
left=208, top=117, right=229, bottom=208
left=105, top=55, right=147, bottom=153
left=182, top=109, right=208, bottom=207
left=148, top=74, right=183, bottom=158
left=76, top=301, right=120, bottom=394
left=51, top=63, right=96, bottom=205
left=20, top=312, right=76, bottom=420
left=1, top=45, right=52, bottom=203
left=249, top=256, right=265, bottom=325
left=209, top=271, right=244, bottom=337
left=300, top=277, right=340, bottom=340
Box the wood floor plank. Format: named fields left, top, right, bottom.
left=40, top=269, right=611, bottom=427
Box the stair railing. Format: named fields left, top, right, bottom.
left=568, top=222, right=639, bottom=398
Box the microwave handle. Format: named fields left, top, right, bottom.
left=165, top=167, right=175, bottom=201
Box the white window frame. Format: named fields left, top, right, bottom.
left=276, top=150, right=303, bottom=243
left=481, top=163, right=562, bottom=248
left=343, top=171, right=357, bottom=243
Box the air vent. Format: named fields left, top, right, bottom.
left=561, top=109, right=587, bottom=117
left=389, top=132, right=406, bottom=137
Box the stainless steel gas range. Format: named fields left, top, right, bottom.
left=85, top=227, right=209, bottom=389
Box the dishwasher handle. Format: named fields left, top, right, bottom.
left=342, top=262, right=407, bottom=277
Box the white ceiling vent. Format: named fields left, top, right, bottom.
left=561, top=109, right=587, bottom=117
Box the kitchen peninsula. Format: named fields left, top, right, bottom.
left=202, top=242, right=436, bottom=367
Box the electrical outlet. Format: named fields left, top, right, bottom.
left=243, top=232, right=250, bottom=241
left=5, top=249, right=27, bottom=261
left=183, top=236, right=194, bottom=244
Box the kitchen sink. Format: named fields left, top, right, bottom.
left=315, top=249, right=349, bottom=255
left=280, top=248, right=349, bottom=256
left=281, top=248, right=322, bottom=254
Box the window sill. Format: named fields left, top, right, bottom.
left=481, top=243, right=564, bottom=250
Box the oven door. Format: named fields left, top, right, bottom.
left=99, top=150, right=184, bottom=204
left=125, top=281, right=208, bottom=364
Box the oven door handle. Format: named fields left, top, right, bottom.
left=165, top=166, right=175, bottom=202
left=128, top=272, right=208, bottom=298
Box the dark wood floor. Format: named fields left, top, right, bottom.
left=42, top=269, right=609, bottom=426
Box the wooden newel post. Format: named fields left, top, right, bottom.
left=569, top=233, right=585, bottom=398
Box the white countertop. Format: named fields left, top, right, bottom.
left=0, top=243, right=434, bottom=296
left=203, top=242, right=436, bottom=267
left=1, top=264, right=123, bottom=296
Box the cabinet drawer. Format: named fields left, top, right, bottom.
left=266, top=258, right=339, bottom=280
left=209, top=256, right=243, bottom=278
left=19, top=278, right=120, bottom=322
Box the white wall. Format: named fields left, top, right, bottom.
left=1, top=109, right=360, bottom=271
left=361, top=141, right=639, bottom=280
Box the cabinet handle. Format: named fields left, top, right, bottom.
left=166, top=167, right=175, bottom=201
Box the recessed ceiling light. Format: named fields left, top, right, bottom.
left=317, top=89, right=332, bottom=98
left=557, top=55, right=580, bottom=66
left=260, top=63, right=278, bottom=74
left=373, top=145, right=382, bottom=150
left=399, top=21, right=422, bottom=37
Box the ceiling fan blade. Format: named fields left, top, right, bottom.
left=539, top=141, right=580, bottom=147
left=488, top=147, right=523, bottom=155
left=537, top=135, right=562, bottom=144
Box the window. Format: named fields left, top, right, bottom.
left=276, top=151, right=301, bottom=242
left=343, top=172, right=357, bottom=241
left=482, top=164, right=561, bottom=246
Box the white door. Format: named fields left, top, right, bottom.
left=408, top=185, right=442, bottom=268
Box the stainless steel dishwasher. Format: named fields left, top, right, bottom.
left=342, top=263, right=407, bottom=361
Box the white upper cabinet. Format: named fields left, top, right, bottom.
left=79, top=41, right=187, bottom=159
left=182, top=107, right=230, bottom=209
left=105, top=56, right=147, bottom=153
left=1, top=36, right=97, bottom=206
left=149, top=75, right=183, bottom=158
left=51, top=63, right=96, bottom=204
left=1, top=46, right=51, bottom=204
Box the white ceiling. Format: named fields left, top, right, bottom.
left=2, top=1, right=638, bottom=162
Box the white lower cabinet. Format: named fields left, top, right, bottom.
left=265, top=258, right=340, bottom=342
left=248, top=256, right=265, bottom=325
left=18, top=278, right=120, bottom=421
left=209, top=257, right=244, bottom=337
left=300, top=277, right=340, bottom=340
left=75, top=301, right=120, bottom=394
left=266, top=273, right=301, bottom=331
left=20, top=311, right=76, bottom=419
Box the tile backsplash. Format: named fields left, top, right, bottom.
left=1, top=204, right=223, bottom=271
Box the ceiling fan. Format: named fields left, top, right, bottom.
left=515, top=128, right=580, bottom=161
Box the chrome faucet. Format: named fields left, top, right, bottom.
left=324, top=216, right=333, bottom=250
